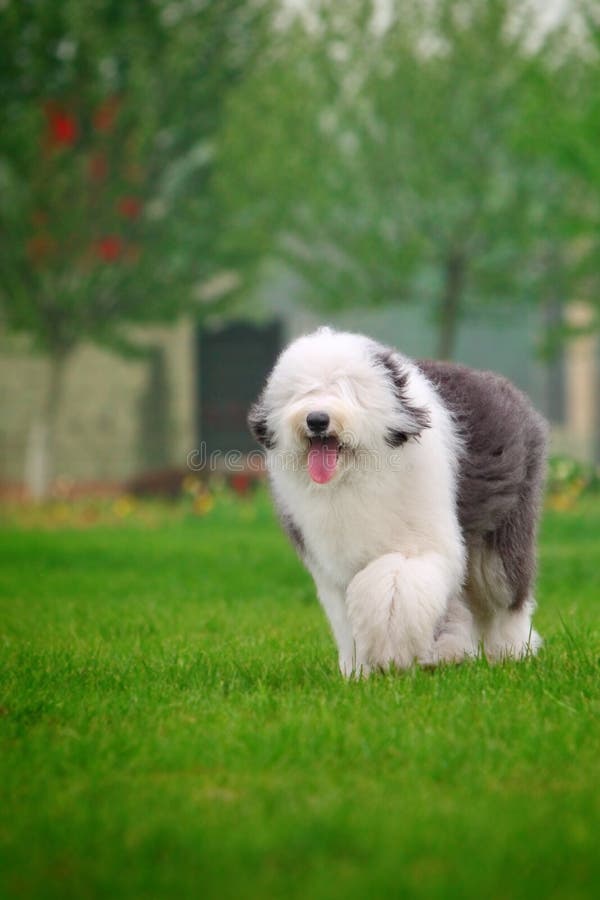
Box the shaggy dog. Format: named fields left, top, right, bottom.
left=248, top=327, right=547, bottom=676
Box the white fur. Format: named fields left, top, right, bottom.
left=260, top=327, right=539, bottom=676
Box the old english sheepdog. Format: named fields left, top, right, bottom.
left=248, top=327, right=547, bottom=676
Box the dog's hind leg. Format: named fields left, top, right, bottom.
left=346, top=552, right=459, bottom=671
left=465, top=414, right=545, bottom=661
left=466, top=533, right=542, bottom=661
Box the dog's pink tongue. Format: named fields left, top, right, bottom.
left=308, top=438, right=338, bottom=484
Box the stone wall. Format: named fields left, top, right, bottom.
left=0, top=319, right=196, bottom=486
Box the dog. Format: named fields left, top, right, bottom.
left=248, top=327, right=547, bottom=676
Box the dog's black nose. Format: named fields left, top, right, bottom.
left=306, top=411, right=330, bottom=433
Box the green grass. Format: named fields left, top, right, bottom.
left=1, top=494, right=599, bottom=900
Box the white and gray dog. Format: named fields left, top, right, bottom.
left=248, top=327, right=547, bottom=676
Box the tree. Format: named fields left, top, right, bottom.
left=518, top=1, right=600, bottom=459
left=219, top=0, right=573, bottom=358
left=521, top=1, right=600, bottom=338
left=0, top=0, right=270, bottom=496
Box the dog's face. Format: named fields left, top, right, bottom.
left=248, top=328, right=430, bottom=485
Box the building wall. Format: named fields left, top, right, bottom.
left=0, top=320, right=196, bottom=485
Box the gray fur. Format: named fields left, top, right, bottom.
left=247, top=399, right=276, bottom=449
left=277, top=504, right=305, bottom=558
left=417, top=359, right=548, bottom=610
left=374, top=349, right=431, bottom=445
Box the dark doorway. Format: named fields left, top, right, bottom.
left=197, top=320, right=282, bottom=454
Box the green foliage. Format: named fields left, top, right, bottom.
left=517, top=1, right=600, bottom=334
left=3, top=0, right=600, bottom=362
left=1, top=496, right=599, bottom=898
left=3, top=0, right=599, bottom=362
left=220, top=0, right=598, bottom=356
left=0, top=0, right=270, bottom=357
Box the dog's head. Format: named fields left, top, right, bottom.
left=248, top=328, right=430, bottom=485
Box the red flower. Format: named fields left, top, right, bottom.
left=88, top=153, right=108, bottom=182
left=93, top=97, right=119, bottom=134
left=117, top=196, right=142, bottom=219
left=45, top=104, right=78, bottom=147
left=230, top=473, right=252, bottom=495
left=95, top=235, right=123, bottom=262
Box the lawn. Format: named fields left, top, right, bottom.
left=1, top=492, right=599, bottom=900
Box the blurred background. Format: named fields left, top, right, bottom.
left=1, top=0, right=599, bottom=502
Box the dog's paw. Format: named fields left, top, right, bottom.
left=426, top=597, right=479, bottom=665
left=338, top=653, right=371, bottom=679
left=339, top=656, right=371, bottom=680
left=346, top=552, right=449, bottom=671
left=426, top=631, right=477, bottom=665
left=480, top=604, right=543, bottom=661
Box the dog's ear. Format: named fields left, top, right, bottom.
left=247, top=398, right=275, bottom=449
left=374, top=349, right=430, bottom=447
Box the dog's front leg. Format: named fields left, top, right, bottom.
left=346, top=552, right=456, bottom=671
left=314, top=577, right=364, bottom=677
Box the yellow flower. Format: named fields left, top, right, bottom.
left=182, top=475, right=202, bottom=496
left=113, top=495, right=136, bottom=518
left=52, top=502, right=70, bottom=524
left=193, top=492, right=214, bottom=516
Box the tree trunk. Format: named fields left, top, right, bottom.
left=24, top=351, right=68, bottom=501
left=436, top=252, right=466, bottom=360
